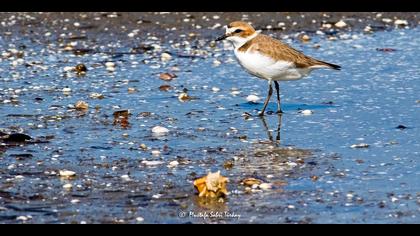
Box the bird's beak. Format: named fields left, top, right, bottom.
left=215, top=34, right=228, bottom=41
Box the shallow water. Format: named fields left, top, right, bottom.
left=0, top=26, right=419, bottom=223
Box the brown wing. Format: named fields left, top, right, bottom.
left=240, top=34, right=340, bottom=70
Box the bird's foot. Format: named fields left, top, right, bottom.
left=276, top=110, right=284, bottom=114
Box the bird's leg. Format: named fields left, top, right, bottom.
left=274, top=81, right=283, bottom=114
left=259, top=80, right=273, bottom=116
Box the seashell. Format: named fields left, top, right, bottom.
left=193, top=171, right=228, bottom=198
left=75, top=101, right=89, bottom=110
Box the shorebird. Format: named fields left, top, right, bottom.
left=215, top=21, right=340, bottom=116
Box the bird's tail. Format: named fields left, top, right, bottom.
left=316, top=60, right=341, bottom=70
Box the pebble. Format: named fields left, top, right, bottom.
left=128, top=87, right=137, bottom=93
left=139, top=143, right=148, bottom=150
left=16, top=216, right=29, bottom=221
left=105, top=62, right=115, bottom=68
left=335, top=20, right=347, bottom=28
left=63, top=66, right=74, bottom=72
left=142, top=160, right=164, bottom=166
left=301, top=34, right=311, bottom=42
left=259, top=183, right=273, bottom=190
left=161, top=52, right=172, bottom=62
left=168, top=160, right=179, bottom=168
left=364, top=26, right=373, bottom=32
left=382, top=18, right=392, bottom=23
left=121, top=175, right=131, bottom=181
left=63, top=183, right=73, bottom=189
left=151, top=150, right=161, bottom=156
left=213, top=60, right=221, bottom=66
left=75, top=101, right=89, bottom=110
left=391, top=197, right=399, bottom=202
left=62, top=88, right=72, bottom=93
left=178, top=92, right=190, bottom=101
left=152, top=126, right=169, bottom=135
left=136, top=217, right=144, bottom=222
left=89, top=93, right=105, bottom=99
left=71, top=199, right=80, bottom=204
left=106, top=66, right=116, bottom=72
left=246, top=95, right=260, bottom=103
left=322, top=23, right=332, bottom=29
left=300, top=109, right=313, bottom=115
left=159, top=73, right=177, bottom=81
left=394, top=19, right=408, bottom=26
left=351, top=143, right=370, bottom=148
left=75, top=64, right=87, bottom=74
left=59, top=170, right=76, bottom=178
left=212, top=87, right=221, bottom=92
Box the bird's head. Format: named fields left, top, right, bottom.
left=215, top=21, right=257, bottom=47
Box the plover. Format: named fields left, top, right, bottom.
left=216, top=21, right=340, bottom=116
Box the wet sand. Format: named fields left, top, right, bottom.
left=0, top=12, right=418, bottom=40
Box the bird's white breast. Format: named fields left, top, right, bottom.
left=234, top=50, right=311, bottom=81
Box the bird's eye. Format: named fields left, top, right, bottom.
left=234, top=29, right=243, bottom=33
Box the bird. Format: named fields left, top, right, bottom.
left=215, top=21, right=340, bottom=116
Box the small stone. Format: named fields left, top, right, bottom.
left=71, top=199, right=80, bottom=204
left=382, top=18, right=392, bottom=23
left=159, top=73, right=177, bottom=81
left=322, top=23, right=332, bottom=29
left=75, top=64, right=87, bottom=74
left=59, top=170, right=76, bottom=178
left=128, top=87, right=137, bottom=93
left=140, top=143, right=148, bottom=150
left=89, top=93, right=104, bottom=99
left=335, top=20, right=347, bottom=28
left=106, top=66, right=116, bottom=72
left=213, top=60, right=221, bottom=66
left=394, top=19, right=408, bottom=26
left=178, top=92, right=190, bottom=102
left=121, top=175, right=131, bottom=181
left=152, top=126, right=169, bottom=135
left=364, top=26, right=373, bottom=32
left=161, top=52, right=172, bottom=62
left=142, top=160, right=164, bottom=166
left=136, top=217, right=144, bottom=222
left=168, top=160, right=179, bottom=168
left=259, top=183, right=272, bottom=190
left=246, top=95, right=260, bottom=103
left=63, top=183, right=73, bottom=189
left=211, top=87, right=221, bottom=92
left=105, top=62, right=115, bottom=68
left=300, top=34, right=311, bottom=42
left=75, top=101, right=89, bottom=110
left=63, top=66, right=74, bottom=72
left=242, top=178, right=262, bottom=187
left=159, top=85, right=172, bottom=91
left=351, top=143, right=370, bottom=149
left=151, top=150, right=161, bottom=156
left=391, top=197, right=399, bottom=202
left=300, top=109, right=313, bottom=115
left=62, top=88, right=72, bottom=93
left=16, top=216, right=28, bottom=221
